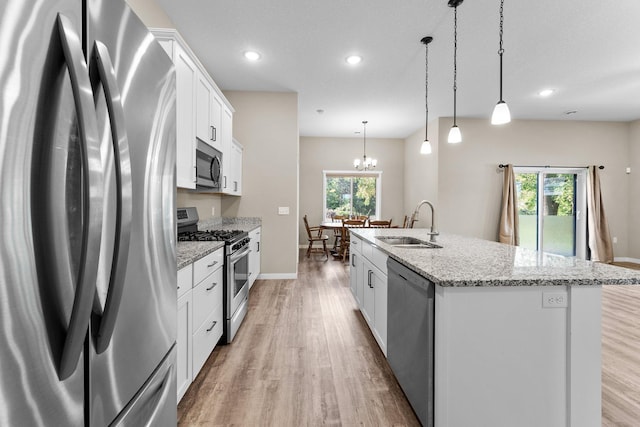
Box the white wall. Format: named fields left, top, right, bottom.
left=629, top=120, right=640, bottom=259
left=222, top=91, right=299, bottom=278
left=435, top=118, right=631, bottom=257
left=299, top=136, right=405, bottom=245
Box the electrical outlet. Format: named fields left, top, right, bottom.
left=542, top=292, right=568, bottom=308
left=613, top=236, right=618, bottom=244
left=211, top=207, right=215, bottom=217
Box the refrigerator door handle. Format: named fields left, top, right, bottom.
left=56, top=13, right=104, bottom=381
left=91, top=41, right=133, bottom=354
left=146, top=364, right=175, bottom=426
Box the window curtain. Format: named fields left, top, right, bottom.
left=498, top=164, right=519, bottom=245
left=587, top=165, right=613, bottom=263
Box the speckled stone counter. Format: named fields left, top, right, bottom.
left=177, top=241, right=224, bottom=270
left=350, top=228, right=640, bottom=287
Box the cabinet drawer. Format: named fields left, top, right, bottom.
left=350, top=235, right=362, bottom=254
left=193, top=247, right=224, bottom=286
left=372, top=246, right=388, bottom=276
left=177, top=264, right=193, bottom=299
left=192, top=267, right=223, bottom=330
left=361, top=239, right=373, bottom=260
left=192, top=304, right=223, bottom=376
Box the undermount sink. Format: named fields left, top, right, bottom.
left=375, top=236, right=442, bottom=249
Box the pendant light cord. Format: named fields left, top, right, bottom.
left=498, top=0, right=504, bottom=101
left=425, top=41, right=429, bottom=141
left=452, top=6, right=458, bottom=126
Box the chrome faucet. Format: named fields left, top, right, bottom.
left=412, top=200, right=439, bottom=242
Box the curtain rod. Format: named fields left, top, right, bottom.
left=498, top=164, right=604, bottom=170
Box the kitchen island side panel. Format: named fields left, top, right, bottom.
left=435, top=285, right=579, bottom=427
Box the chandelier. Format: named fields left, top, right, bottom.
left=353, top=120, right=377, bottom=170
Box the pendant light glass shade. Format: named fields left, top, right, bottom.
left=420, top=139, right=432, bottom=154
left=491, top=100, right=511, bottom=124
left=447, top=125, right=462, bottom=144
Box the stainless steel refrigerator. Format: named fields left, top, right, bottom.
left=0, top=0, right=177, bottom=425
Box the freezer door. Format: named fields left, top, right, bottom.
left=85, top=0, right=177, bottom=425
left=110, top=346, right=177, bottom=427
left=0, top=0, right=102, bottom=425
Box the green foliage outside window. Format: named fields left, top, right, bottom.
left=325, top=176, right=377, bottom=219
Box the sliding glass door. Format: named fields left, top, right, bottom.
left=515, top=168, right=587, bottom=259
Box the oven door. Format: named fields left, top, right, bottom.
left=227, top=245, right=250, bottom=316
left=195, top=140, right=221, bottom=190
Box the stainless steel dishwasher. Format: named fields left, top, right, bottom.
left=387, top=258, right=435, bottom=427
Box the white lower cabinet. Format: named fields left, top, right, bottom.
left=176, top=247, right=224, bottom=402
left=349, top=237, right=362, bottom=304
left=351, top=236, right=388, bottom=356
left=176, top=265, right=193, bottom=402
left=248, top=227, right=261, bottom=289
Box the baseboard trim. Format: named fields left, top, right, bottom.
left=257, top=273, right=298, bottom=280
left=614, top=257, right=640, bottom=264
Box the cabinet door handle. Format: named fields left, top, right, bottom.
left=193, top=165, right=197, bottom=182
left=234, top=181, right=238, bottom=192
left=206, top=321, right=217, bottom=332
left=351, top=254, right=356, bottom=267
left=257, top=242, right=260, bottom=252
left=368, top=270, right=373, bottom=288
left=206, top=283, right=217, bottom=291
left=210, top=125, right=216, bottom=141
left=224, top=176, right=227, bottom=189
left=207, top=260, right=218, bottom=268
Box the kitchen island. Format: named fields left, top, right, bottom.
left=350, top=228, right=640, bottom=427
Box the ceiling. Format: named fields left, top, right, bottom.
left=157, top=0, right=640, bottom=139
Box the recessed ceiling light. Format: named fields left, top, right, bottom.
left=244, top=51, right=261, bottom=61
left=539, top=89, right=554, bottom=97
left=346, top=55, right=362, bottom=65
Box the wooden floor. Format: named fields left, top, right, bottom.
left=177, top=250, right=419, bottom=426
left=178, top=253, right=640, bottom=426
left=602, top=284, right=640, bottom=426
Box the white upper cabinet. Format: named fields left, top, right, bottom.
left=196, top=72, right=223, bottom=153
left=156, top=36, right=197, bottom=189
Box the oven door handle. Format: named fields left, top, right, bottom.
left=229, top=246, right=251, bottom=263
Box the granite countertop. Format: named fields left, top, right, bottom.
left=176, top=217, right=261, bottom=269
left=350, top=228, right=640, bottom=287
left=177, top=241, right=224, bottom=270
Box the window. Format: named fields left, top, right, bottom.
left=515, top=167, right=587, bottom=259
left=323, top=171, right=382, bottom=220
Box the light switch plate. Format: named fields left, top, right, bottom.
left=278, top=206, right=290, bottom=215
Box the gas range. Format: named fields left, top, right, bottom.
left=177, top=207, right=251, bottom=343
left=177, top=207, right=250, bottom=253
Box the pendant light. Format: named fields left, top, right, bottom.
left=353, top=121, right=377, bottom=170
left=420, top=36, right=434, bottom=155
left=447, top=0, right=463, bottom=144
left=491, top=0, right=511, bottom=125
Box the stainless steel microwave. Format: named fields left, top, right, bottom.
left=195, top=140, right=222, bottom=191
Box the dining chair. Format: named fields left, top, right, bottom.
left=303, top=215, right=329, bottom=259
left=368, top=219, right=392, bottom=228
left=340, top=219, right=366, bottom=262
left=330, top=215, right=347, bottom=251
